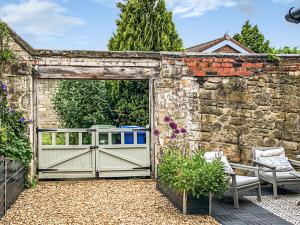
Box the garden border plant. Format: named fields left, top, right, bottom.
left=0, top=21, right=33, bottom=187
left=154, top=116, right=230, bottom=215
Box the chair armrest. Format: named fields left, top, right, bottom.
left=226, top=172, right=237, bottom=188
left=252, top=159, right=276, bottom=169
left=225, top=171, right=236, bottom=176
left=288, top=159, right=300, bottom=167
left=230, top=163, right=259, bottom=172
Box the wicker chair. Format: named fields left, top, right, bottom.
left=252, top=147, right=300, bottom=198
left=204, top=151, right=262, bottom=209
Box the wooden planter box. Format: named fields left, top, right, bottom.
left=156, top=180, right=211, bottom=215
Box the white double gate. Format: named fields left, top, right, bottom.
left=38, top=127, right=150, bottom=179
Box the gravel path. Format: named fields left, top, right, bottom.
left=245, top=194, right=300, bottom=225
left=0, top=180, right=218, bottom=225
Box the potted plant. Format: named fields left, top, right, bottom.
left=154, top=116, right=230, bottom=215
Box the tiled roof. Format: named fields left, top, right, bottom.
left=186, top=34, right=255, bottom=53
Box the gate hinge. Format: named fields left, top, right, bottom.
left=87, top=129, right=97, bottom=132
left=133, top=166, right=151, bottom=170
left=36, top=128, right=58, bottom=133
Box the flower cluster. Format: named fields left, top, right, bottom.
left=153, top=115, right=187, bottom=140
left=0, top=82, right=32, bottom=164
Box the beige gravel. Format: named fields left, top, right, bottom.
left=1, top=180, right=219, bottom=225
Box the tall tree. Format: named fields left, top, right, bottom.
left=105, top=0, right=183, bottom=126
left=233, top=20, right=272, bottom=53
left=53, top=0, right=183, bottom=128
left=108, top=0, right=183, bottom=51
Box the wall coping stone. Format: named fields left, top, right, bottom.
left=6, top=23, right=300, bottom=60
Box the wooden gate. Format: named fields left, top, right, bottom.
left=38, top=127, right=150, bottom=179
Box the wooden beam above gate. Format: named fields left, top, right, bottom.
left=34, top=65, right=159, bottom=80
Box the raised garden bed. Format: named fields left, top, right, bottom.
left=156, top=180, right=211, bottom=215
left=0, top=158, right=25, bottom=218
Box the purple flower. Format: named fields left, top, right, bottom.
left=153, top=129, right=160, bottom=136
left=170, top=134, right=176, bottom=140
left=29, top=119, right=33, bottom=123
left=19, top=117, right=25, bottom=123
left=174, top=129, right=180, bottom=134
left=1, top=83, right=7, bottom=92
left=180, top=128, right=187, bottom=134
left=164, top=116, right=171, bottom=123
left=169, top=121, right=177, bottom=130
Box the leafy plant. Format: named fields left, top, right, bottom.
left=233, top=20, right=272, bottom=53
left=0, top=81, right=32, bottom=165
left=155, top=116, right=230, bottom=198
left=0, top=48, right=14, bottom=62
left=159, top=150, right=230, bottom=198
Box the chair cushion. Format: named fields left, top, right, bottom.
left=204, top=151, right=233, bottom=174
left=233, top=175, right=259, bottom=187
left=257, top=156, right=294, bottom=172
left=255, top=147, right=285, bottom=159
left=204, top=151, right=223, bottom=161
left=220, top=156, right=234, bottom=174
left=260, top=171, right=299, bottom=180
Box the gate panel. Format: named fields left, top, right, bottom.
left=96, top=128, right=150, bottom=177
left=38, top=129, right=96, bottom=179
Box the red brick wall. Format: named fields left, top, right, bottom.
left=182, top=57, right=265, bottom=77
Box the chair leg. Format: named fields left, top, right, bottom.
left=257, top=183, right=262, bottom=202
left=273, top=183, right=278, bottom=199
left=233, top=189, right=239, bottom=209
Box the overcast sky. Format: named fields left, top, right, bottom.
left=0, top=0, right=299, bottom=50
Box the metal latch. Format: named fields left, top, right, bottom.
left=90, top=145, right=99, bottom=150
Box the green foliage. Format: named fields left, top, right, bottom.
left=275, top=46, right=300, bottom=54
left=25, top=176, right=37, bottom=189
left=103, top=80, right=149, bottom=127
left=108, top=0, right=183, bottom=51
left=159, top=150, right=230, bottom=198
left=233, top=20, right=272, bottom=53
left=156, top=116, right=229, bottom=198
left=106, top=0, right=183, bottom=127
left=0, top=48, right=14, bottom=62
left=55, top=0, right=183, bottom=128
left=53, top=80, right=149, bottom=128
left=53, top=80, right=107, bottom=128
left=0, top=82, right=32, bottom=165
left=0, top=21, right=14, bottom=63
left=234, top=20, right=300, bottom=56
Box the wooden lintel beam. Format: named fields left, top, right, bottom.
left=35, top=66, right=159, bottom=80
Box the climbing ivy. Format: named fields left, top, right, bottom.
left=0, top=21, right=14, bottom=64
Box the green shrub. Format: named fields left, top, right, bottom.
left=155, top=116, right=230, bottom=198
left=159, top=150, right=230, bottom=198
left=0, top=81, right=32, bottom=165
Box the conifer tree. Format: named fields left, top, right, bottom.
left=108, top=0, right=183, bottom=51
left=53, top=0, right=183, bottom=128
left=105, top=0, right=183, bottom=126
left=233, top=20, right=272, bottom=53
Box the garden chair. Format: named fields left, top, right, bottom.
left=252, top=147, right=300, bottom=198
left=204, top=151, right=262, bottom=209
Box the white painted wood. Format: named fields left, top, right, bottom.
left=38, top=128, right=96, bottom=179
left=38, top=127, right=150, bottom=179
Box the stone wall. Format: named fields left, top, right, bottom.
left=2, top=27, right=300, bottom=176
left=154, top=54, right=300, bottom=164
left=36, top=79, right=60, bottom=128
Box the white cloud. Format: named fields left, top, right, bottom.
left=272, top=0, right=297, bottom=3
left=166, top=0, right=237, bottom=17
left=0, top=0, right=85, bottom=39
